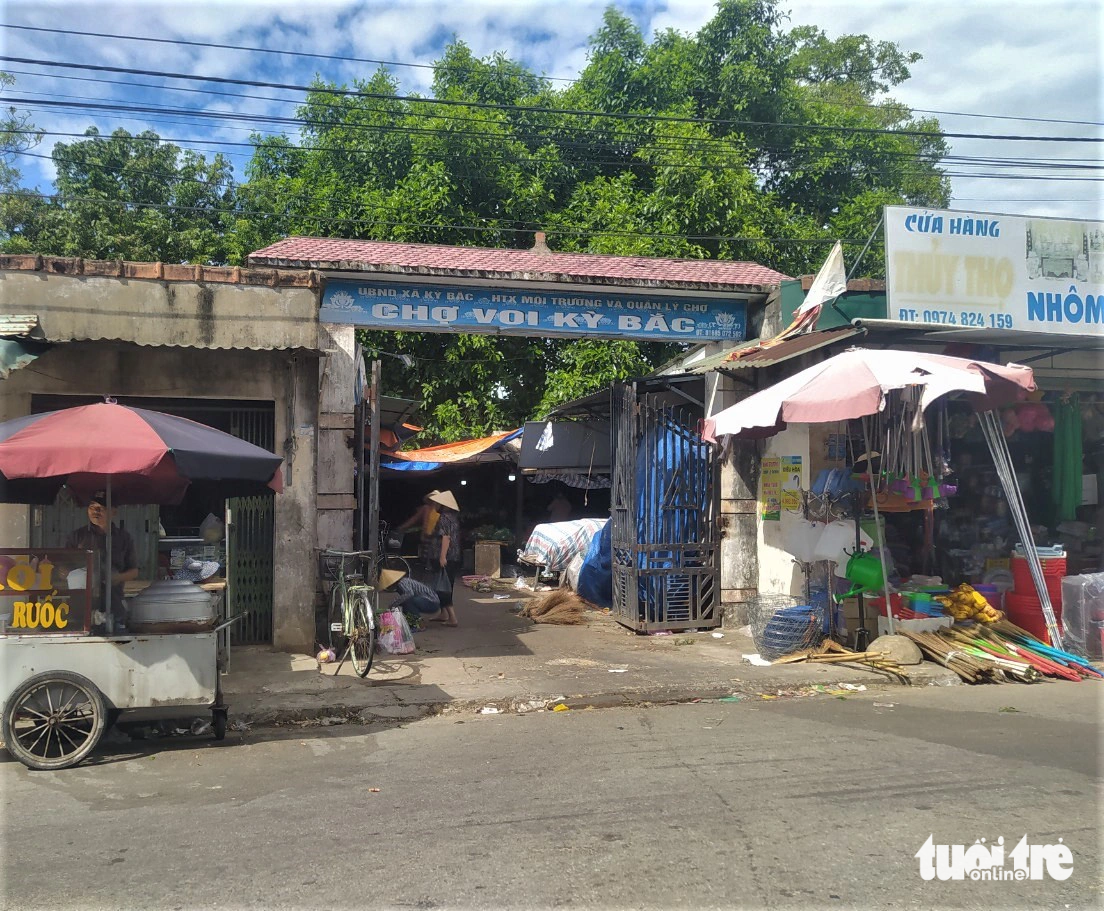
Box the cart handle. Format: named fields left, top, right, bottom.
left=215, top=613, right=247, bottom=633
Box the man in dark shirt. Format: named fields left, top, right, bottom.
left=65, top=490, right=139, bottom=631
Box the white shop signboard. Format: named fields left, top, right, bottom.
left=884, top=205, right=1104, bottom=337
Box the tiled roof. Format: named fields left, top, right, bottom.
left=800, top=274, right=885, bottom=292
left=0, top=254, right=320, bottom=288
left=248, top=237, right=789, bottom=291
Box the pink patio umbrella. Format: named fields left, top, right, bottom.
left=703, top=347, right=1035, bottom=441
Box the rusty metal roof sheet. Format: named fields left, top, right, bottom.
left=682, top=326, right=862, bottom=374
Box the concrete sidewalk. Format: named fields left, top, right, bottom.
left=222, top=585, right=960, bottom=727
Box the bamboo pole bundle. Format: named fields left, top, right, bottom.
left=978, top=626, right=1098, bottom=681
left=942, top=629, right=1041, bottom=682
left=899, top=630, right=1003, bottom=684
left=771, top=641, right=911, bottom=682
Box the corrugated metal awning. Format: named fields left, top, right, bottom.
left=0, top=314, right=42, bottom=339
left=0, top=315, right=49, bottom=378
left=683, top=326, right=862, bottom=374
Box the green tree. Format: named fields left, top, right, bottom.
left=3, top=4, right=949, bottom=439
left=0, top=72, right=43, bottom=189
left=0, top=128, right=236, bottom=261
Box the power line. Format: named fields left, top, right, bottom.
left=4, top=55, right=1101, bottom=144
left=0, top=189, right=875, bottom=245
left=12, top=129, right=1101, bottom=188
left=12, top=85, right=1101, bottom=171
left=7, top=79, right=1098, bottom=181
left=4, top=22, right=1101, bottom=129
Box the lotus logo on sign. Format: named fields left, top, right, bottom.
left=320, top=280, right=747, bottom=342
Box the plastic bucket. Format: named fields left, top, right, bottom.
left=1011, top=555, right=1067, bottom=593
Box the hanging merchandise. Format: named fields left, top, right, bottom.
left=1052, top=394, right=1083, bottom=525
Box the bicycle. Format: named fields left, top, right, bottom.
left=319, top=549, right=377, bottom=678
left=377, top=520, right=412, bottom=580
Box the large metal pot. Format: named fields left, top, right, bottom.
left=128, top=580, right=216, bottom=634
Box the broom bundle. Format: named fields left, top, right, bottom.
left=518, top=589, right=588, bottom=625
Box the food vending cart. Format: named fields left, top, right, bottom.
left=0, top=400, right=286, bottom=771
left=0, top=547, right=232, bottom=770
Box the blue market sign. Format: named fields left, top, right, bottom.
left=320, top=280, right=747, bottom=342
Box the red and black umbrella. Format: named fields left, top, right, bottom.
left=0, top=402, right=284, bottom=505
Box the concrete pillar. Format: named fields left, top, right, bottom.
left=707, top=371, right=760, bottom=627
left=272, top=352, right=321, bottom=653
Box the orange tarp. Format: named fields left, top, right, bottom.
left=387, top=429, right=519, bottom=464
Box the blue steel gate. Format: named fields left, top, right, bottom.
left=610, top=382, right=719, bottom=632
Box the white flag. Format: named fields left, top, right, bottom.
left=797, top=241, right=847, bottom=316
left=536, top=421, right=554, bottom=452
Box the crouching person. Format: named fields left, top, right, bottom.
left=378, top=568, right=457, bottom=627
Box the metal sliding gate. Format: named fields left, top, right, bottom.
left=226, top=495, right=275, bottom=645
left=610, top=383, right=719, bottom=632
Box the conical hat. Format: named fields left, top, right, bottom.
left=423, top=489, right=442, bottom=503
left=378, top=568, right=406, bottom=590
left=427, top=489, right=459, bottom=512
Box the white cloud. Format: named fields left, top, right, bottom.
left=3, top=0, right=1100, bottom=218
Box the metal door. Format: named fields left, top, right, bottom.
left=610, top=382, right=718, bottom=632
left=226, top=495, right=274, bottom=645
left=31, top=501, right=160, bottom=580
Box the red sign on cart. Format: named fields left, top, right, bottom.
left=0, top=549, right=95, bottom=635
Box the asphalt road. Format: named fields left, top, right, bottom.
left=1, top=683, right=1100, bottom=910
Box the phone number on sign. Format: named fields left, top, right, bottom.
left=898, top=309, right=1014, bottom=329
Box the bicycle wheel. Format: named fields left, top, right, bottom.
left=348, top=589, right=377, bottom=678
left=376, top=553, right=411, bottom=581
left=328, top=583, right=348, bottom=654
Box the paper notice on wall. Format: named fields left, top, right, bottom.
left=760, top=457, right=781, bottom=521
left=780, top=456, right=804, bottom=512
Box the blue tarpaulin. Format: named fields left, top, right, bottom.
left=576, top=518, right=612, bottom=608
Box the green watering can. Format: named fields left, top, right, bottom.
left=839, top=550, right=887, bottom=600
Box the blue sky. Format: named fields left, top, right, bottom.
left=2, top=0, right=1101, bottom=221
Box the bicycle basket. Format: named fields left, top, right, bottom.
left=319, top=550, right=367, bottom=582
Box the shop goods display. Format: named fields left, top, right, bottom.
left=901, top=620, right=1102, bottom=685
left=936, top=584, right=1002, bottom=623
left=750, top=594, right=826, bottom=661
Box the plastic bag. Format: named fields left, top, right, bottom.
left=199, top=513, right=225, bottom=544
left=433, top=568, right=453, bottom=598
left=377, top=608, right=415, bottom=655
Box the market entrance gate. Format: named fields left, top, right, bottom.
left=610, top=382, right=719, bottom=632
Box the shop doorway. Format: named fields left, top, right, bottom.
left=28, top=395, right=277, bottom=644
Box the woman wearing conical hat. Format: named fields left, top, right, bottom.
left=378, top=567, right=445, bottom=624
left=395, top=489, right=444, bottom=574
left=426, top=489, right=461, bottom=626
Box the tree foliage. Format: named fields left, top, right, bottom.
left=0, top=2, right=949, bottom=441
left=0, top=128, right=236, bottom=261
left=0, top=72, right=44, bottom=191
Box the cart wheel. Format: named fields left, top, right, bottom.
left=212, top=709, right=227, bottom=742
left=1, top=671, right=107, bottom=771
